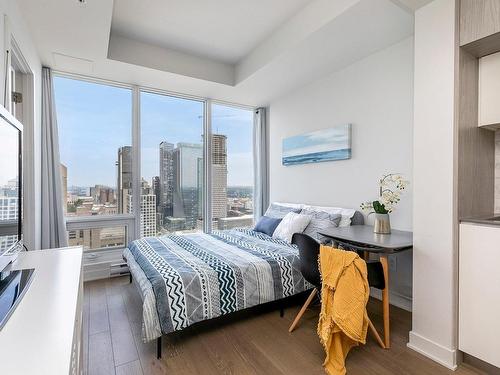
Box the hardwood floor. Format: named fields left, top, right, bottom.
left=83, top=277, right=485, bottom=375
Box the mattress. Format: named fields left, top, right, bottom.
left=124, top=228, right=312, bottom=342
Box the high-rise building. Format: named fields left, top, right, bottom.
left=152, top=176, right=162, bottom=231
left=0, top=178, right=19, bottom=223
left=197, top=157, right=203, bottom=218
left=117, top=146, right=132, bottom=214
left=212, top=134, right=227, bottom=219
left=0, top=197, right=18, bottom=221
left=172, top=142, right=202, bottom=229
left=67, top=227, right=126, bottom=250
left=152, top=176, right=160, bottom=208
left=127, top=193, right=156, bottom=238
left=90, top=185, right=115, bottom=205
left=159, top=142, right=174, bottom=217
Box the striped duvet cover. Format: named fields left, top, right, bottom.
left=124, top=228, right=312, bottom=341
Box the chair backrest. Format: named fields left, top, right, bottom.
left=292, top=232, right=385, bottom=291
left=291, top=233, right=321, bottom=289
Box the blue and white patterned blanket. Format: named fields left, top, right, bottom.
left=126, top=228, right=312, bottom=336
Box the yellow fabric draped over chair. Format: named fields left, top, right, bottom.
left=317, top=245, right=370, bottom=375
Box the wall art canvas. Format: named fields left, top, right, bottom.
left=282, top=124, right=352, bottom=166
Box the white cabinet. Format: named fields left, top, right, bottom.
left=479, top=52, right=500, bottom=129
left=459, top=223, right=500, bottom=367
left=0, top=247, right=83, bottom=374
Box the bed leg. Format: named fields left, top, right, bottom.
left=129, top=273, right=132, bottom=284
left=157, top=337, right=162, bottom=359
left=280, top=304, right=284, bottom=318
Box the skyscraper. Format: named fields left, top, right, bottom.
left=126, top=180, right=157, bottom=238
left=117, top=146, right=132, bottom=214
left=152, top=176, right=160, bottom=209
left=159, top=142, right=174, bottom=217
left=90, top=185, right=115, bottom=205
left=0, top=178, right=19, bottom=223
left=212, top=134, right=227, bottom=219
left=0, top=177, right=19, bottom=250
left=172, top=142, right=202, bottom=229
left=140, top=194, right=157, bottom=237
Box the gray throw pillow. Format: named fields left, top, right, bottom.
left=264, top=203, right=301, bottom=219
left=301, top=208, right=342, bottom=242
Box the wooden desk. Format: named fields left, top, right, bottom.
left=319, top=225, right=413, bottom=348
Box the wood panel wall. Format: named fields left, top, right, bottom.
left=456, top=49, right=495, bottom=218
left=460, top=0, right=500, bottom=56
left=460, top=0, right=500, bottom=46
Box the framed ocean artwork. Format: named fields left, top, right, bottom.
left=282, top=124, right=352, bottom=166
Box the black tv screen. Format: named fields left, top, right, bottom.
left=0, top=108, right=22, bottom=271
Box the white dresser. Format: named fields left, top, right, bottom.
left=0, top=247, right=83, bottom=375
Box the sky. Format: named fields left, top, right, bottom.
left=54, top=76, right=254, bottom=189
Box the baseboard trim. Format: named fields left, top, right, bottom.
left=408, top=331, right=459, bottom=370
left=370, top=288, right=412, bottom=312
left=463, top=353, right=500, bottom=374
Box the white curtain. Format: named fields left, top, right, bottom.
left=41, top=67, right=68, bottom=249
left=253, top=107, right=269, bottom=219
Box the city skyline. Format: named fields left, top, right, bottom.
left=54, top=75, right=254, bottom=245
left=62, top=134, right=253, bottom=193
left=64, top=135, right=252, bottom=239
left=55, top=77, right=254, bottom=188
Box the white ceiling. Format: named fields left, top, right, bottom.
left=391, top=0, right=434, bottom=11
left=16, top=0, right=422, bottom=107
left=111, top=0, right=313, bottom=64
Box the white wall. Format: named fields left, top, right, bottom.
left=268, top=37, right=414, bottom=307
left=408, top=0, right=458, bottom=369
left=0, top=0, right=42, bottom=250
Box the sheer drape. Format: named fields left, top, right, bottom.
left=253, top=107, right=269, bottom=220
left=41, top=67, right=68, bottom=249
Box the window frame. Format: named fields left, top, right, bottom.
left=53, top=71, right=256, bottom=249
left=65, top=214, right=134, bottom=252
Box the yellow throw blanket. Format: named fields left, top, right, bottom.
left=317, top=245, right=370, bottom=375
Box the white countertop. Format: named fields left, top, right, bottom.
left=0, top=247, right=83, bottom=375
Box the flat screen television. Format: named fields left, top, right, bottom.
left=0, top=105, right=23, bottom=273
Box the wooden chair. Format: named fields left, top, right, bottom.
left=288, top=233, right=386, bottom=349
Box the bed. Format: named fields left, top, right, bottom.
left=123, top=227, right=313, bottom=353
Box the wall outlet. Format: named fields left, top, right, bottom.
left=389, top=256, right=397, bottom=272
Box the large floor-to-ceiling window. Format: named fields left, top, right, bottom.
left=54, top=76, right=132, bottom=251
left=53, top=74, right=255, bottom=251
left=211, top=104, right=254, bottom=230
left=140, top=91, right=205, bottom=236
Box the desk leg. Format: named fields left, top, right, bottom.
left=380, top=255, right=390, bottom=348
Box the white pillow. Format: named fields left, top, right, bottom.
left=273, top=212, right=312, bottom=243
left=302, top=205, right=356, bottom=227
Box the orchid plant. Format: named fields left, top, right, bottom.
left=360, top=173, right=409, bottom=214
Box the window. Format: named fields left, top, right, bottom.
left=53, top=74, right=256, bottom=248
left=54, top=76, right=133, bottom=217
left=66, top=226, right=126, bottom=251
left=211, top=104, right=254, bottom=230
left=140, top=92, right=204, bottom=236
